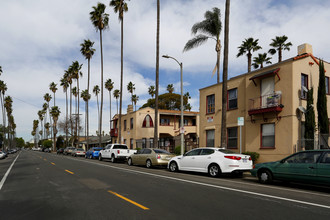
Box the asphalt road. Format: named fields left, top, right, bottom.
left=0, top=150, right=330, bottom=220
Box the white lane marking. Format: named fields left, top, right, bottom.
left=0, top=153, right=20, bottom=190
left=62, top=157, right=330, bottom=210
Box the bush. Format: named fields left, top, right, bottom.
left=174, top=146, right=182, bottom=155
left=242, top=151, right=260, bottom=163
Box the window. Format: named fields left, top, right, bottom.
left=186, top=149, right=202, bottom=156
left=149, top=138, right=154, bottom=148
left=143, top=149, right=152, bottom=154
left=301, top=74, right=308, bottom=99
left=130, top=118, right=133, bottom=129
left=227, top=127, right=238, bottom=149
left=130, top=138, right=133, bottom=149
left=200, top=149, right=215, bottom=155
left=206, top=129, right=215, bottom=147
left=142, top=114, right=153, bottom=128
left=124, top=120, right=127, bottom=131
left=160, top=118, right=170, bottom=126
left=228, top=88, right=237, bottom=110
left=179, top=119, right=189, bottom=127
left=261, top=124, right=275, bottom=148
left=285, top=152, right=322, bottom=164
left=142, top=138, right=146, bottom=148
left=321, top=152, right=330, bottom=163
left=207, top=94, right=215, bottom=114
left=326, top=77, right=330, bottom=95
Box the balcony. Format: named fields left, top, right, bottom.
left=248, top=91, right=283, bottom=116
left=110, top=128, right=118, bottom=137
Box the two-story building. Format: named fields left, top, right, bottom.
left=199, top=44, right=330, bottom=162
left=110, top=105, right=199, bottom=153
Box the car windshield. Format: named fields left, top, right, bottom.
left=76, top=148, right=84, bottom=151
left=154, top=149, right=170, bottom=154
left=218, top=149, right=235, bottom=154
left=94, top=148, right=103, bottom=151
left=113, top=145, right=128, bottom=149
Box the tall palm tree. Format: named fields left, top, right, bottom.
left=4, top=96, right=13, bottom=148
left=166, top=84, right=174, bottom=93
left=154, top=0, right=160, bottom=148
left=50, top=106, right=61, bottom=151
left=148, top=85, right=155, bottom=98
left=64, top=68, right=74, bottom=139
left=268, top=35, right=292, bottom=63
left=183, top=7, right=222, bottom=84
left=72, top=86, right=78, bottom=144
left=131, top=94, right=139, bottom=111
left=90, top=2, right=109, bottom=147
left=105, top=79, right=114, bottom=130
left=43, top=93, right=52, bottom=140
left=60, top=76, right=69, bottom=147
left=110, top=0, right=128, bottom=144
left=37, top=110, right=44, bottom=140
left=237, top=37, right=262, bottom=73
left=80, top=39, right=95, bottom=93
left=93, top=85, right=100, bottom=124
left=44, top=122, right=50, bottom=139
left=0, top=80, right=7, bottom=146
left=127, top=81, right=135, bottom=106
left=42, top=103, right=49, bottom=138
left=49, top=82, right=57, bottom=106
left=113, top=89, right=120, bottom=114
left=0, top=66, right=2, bottom=75
left=81, top=89, right=91, bottom=150
left=252, top=53, right=272, bottom=69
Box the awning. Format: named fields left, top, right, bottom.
left=249, top=68, right=280, bottom=86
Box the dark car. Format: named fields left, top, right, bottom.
left=57, top=148, right=64, bottom=154
left=251, top=150, right=330, bottom=185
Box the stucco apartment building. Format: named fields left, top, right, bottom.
left=199, top=44, right=330, bottom=163
left=110, top=105, right=199, bottom=153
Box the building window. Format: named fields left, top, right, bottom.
left=160, top=118, right=170, bottom=126
left=124, top=139, right=127, bottom=144
left=179, top=119, right=189, bottom=127
left=326, top=77, right=330, bottom=95
left=149, top=138, right=154, bottom=148
left=207, top=94, right=215, bottom=114
left=228, top=88, right=237, bottom=110
left=124, top=120, right=127, bottom=131
left=142, top=138, right=146, bottom=148
left=301, top=74, right=308, bottom=99
left=130, top=118, right=133, bottom=129
left=261, top=124, right=275, bottom=148
left=206, top=129, right=215, bottom=147
left=130, top=138, right=133, bottom=149
left=142, top=114, right=153, bottom=128
left=227, top=127, right=238, bottom=149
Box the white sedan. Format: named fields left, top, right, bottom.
left=168, top=148, right=253, bottom=177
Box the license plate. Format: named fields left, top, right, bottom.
left=242, top=158, right=247, bottom=163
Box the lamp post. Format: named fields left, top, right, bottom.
left=162, top=55, right=184, bottom=155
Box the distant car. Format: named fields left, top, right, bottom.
left=251, top=150, right=330, bottom=185
left=57, top=148, right=64, bottom=154
left=168, top=148, right=252, bottom=177
left=72, top=148, right=86, bottom=157
left=64, top=147, right=75, bottom=155
left=0, top=151, right=6, bottom=159
left=85, top=147, right=103, bottom=159
left=43, top=148, right=51, bottom=153
left=127, top=148, right=175, bottom=168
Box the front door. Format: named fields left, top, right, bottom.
left=261, top=77, right=274, bottom=108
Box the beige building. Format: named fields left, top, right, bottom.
left=110, top=105, right=199, bottom=153
left=199, top=44, right=330, bottom=163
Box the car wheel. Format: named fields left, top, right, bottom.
left=169, top=161, right=178, bottom=172
left=111, top=155, right=116, bottom=163
left=90, top=154, right=93, bottom=159
left=146, top=159, right=152, bottom=168
left=127, top=158, right=133, bottom=166
left=99, top=154, right=102, bottom=161
left=208, top=164, right=220, bottom=177
left=258, top=169, right=273, bottom=184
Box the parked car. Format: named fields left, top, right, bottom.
left=127, top=148, right=175, bottom=168
left=85, top=147, right=103, bottom=159
left=251, top=150, right=330, bottom=185
left=72, top=148, right=86, bottom=157
left=0, top=151, right=6, bottom=159
left=64, top=147, right=75, bottom=155
left=43, top=148, right=51, bottom=153
left=99, top=144, right=137, bottom=162
left=57, top=148, right=64, bottom=154
left=168, top=148, right=252, bottom=177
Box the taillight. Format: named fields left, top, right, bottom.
left=224, top=156, right=241, bottom=160
left=249, top=157, right=252, bottom=161
left=117, top=150, right=120, bottom=154
left=157, top=154, right=161, bottom=159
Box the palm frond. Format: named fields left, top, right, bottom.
left=183, top=35, right=209, bottom=52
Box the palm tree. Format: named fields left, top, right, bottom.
left=252, top=53, right=272, bottom=69
left=72, top=86, right=78, bottom=144
left=44, top=122, right=50, bottom=139
left=81, top=89, right=91, bottom=150
left=110, top=0, right=128, bottom=144
left=154, top=0, right=160, bottom=148
left=113, top=89, right=120, bottom=114
left=60, top=76, right=69, bottom=147
left=4, top=96, right=13, bottom=148
left=268, top=35, right=292, bottom=63
left=0, top=80, right=7, bottom=146
left=237, top=37, right=262, bottom=73
left=50, top=106, right=61, bottom=151
left=80, top=39, right=95, bottom=93
left=93, top=85, right=100, bottom=122
left=131, top=94, right=139, bottom=111
left=183, top=7, right=222, bottom=83
left=37, top=110, right=44, bottom=140
left=90, top=2, right=109, bottom=147
left=105, top=79, right=114, bottom=130
left=127, top=81, right=135, bottom=106
left=64, top=68, right=74, bottom=139
left=49, top=82, right=57, bottom=106
left=43, top=93, right=52, bottom=140
left=0, top=66, right=2, bottom=75
left=148, top=85, right=155, bottom=98
left=167, top=84, right=174, bottom=93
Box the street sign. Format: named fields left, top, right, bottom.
left=180, top=127, right=185, bottom=134
left=238, top=117, right=244, bottom=126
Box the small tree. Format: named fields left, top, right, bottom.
left=317, top=60, right=329, bottom=135
left=304, top=87, right=315, bottom=149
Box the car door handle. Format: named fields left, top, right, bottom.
left=308, top=166, right=315, bottom=169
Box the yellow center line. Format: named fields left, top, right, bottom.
left=108, top=190, right=149, bottom=210
left=65, top=170, right=74, bottom=175
left=51, top=162, right=55, bottom=165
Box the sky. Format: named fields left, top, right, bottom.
left=1, top=0, right=330, bottom=142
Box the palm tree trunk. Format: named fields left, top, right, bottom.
left=70, top=84, right=73, bottom=144
left=66, top=89, right=68, bottom=148
left=99, top=30, right=104, bottom=148
left=77, top=79, right=80, bottom=144
left=221, top=0, right=230, bottom=148
left=154, top=0, right=160, bottom=148
left=87, top=100, right=89, bottom=150
left=216, top=42, right=221, bottom=84
left=248, top=52, right=252, bottom=73
left=119, top=13, right=124, bottom=144
left=279, top=48, right=282, bottom=62
left=109, top=91, right=111, bottom=130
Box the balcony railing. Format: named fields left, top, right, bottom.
left=248, top=91, right=283, bottom=115
left=110, top=128, right=118, bottom=137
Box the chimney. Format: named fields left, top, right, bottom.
left=127, top=105, right=133, bottom=113
left=298, top=43, right=313, bottom=56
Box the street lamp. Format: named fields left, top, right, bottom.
left=162, top=55, right=184, bottom=155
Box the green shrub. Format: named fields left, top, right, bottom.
left=242, top=151, right=260, bottom=163
left=174, top=146, right=182, bottom=155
